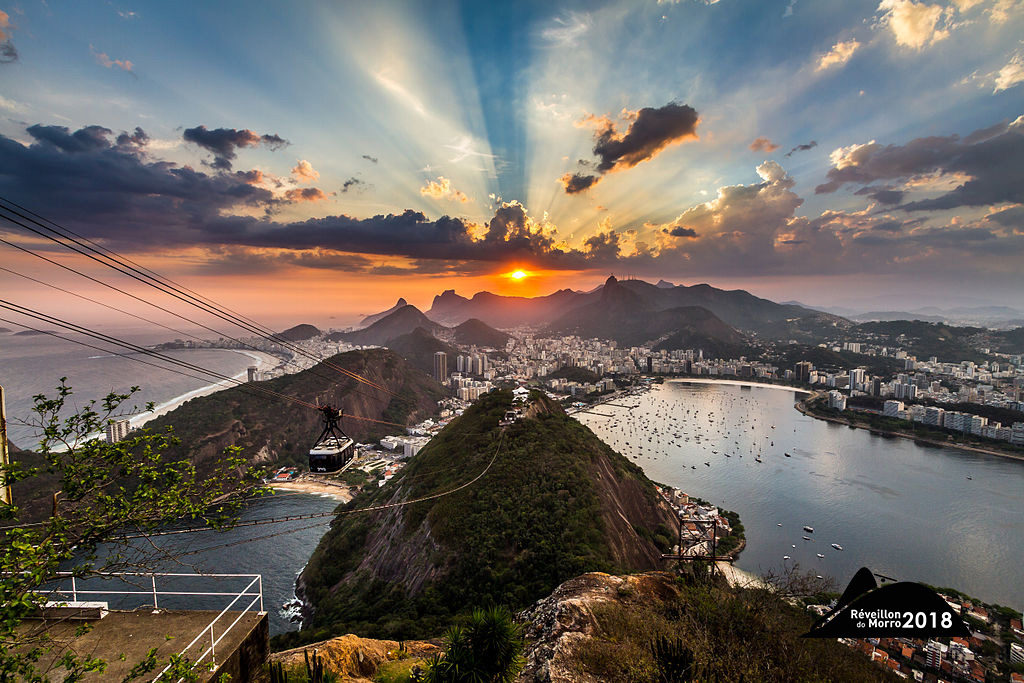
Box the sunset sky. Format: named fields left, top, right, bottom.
left=0, top=0, right=1022, bottom=327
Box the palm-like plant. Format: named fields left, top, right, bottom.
left=420, top=607, right=525, bottom=683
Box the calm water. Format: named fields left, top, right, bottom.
left=0, top=331, right=255, bottom=447
left=76, top=493, right=340, bottom=636
left=577, top=380, right=1024, bottom=609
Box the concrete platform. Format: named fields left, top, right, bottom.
left=20, top=608, right=268, bottom=682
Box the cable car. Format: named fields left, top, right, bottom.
left=309, top=404, right=355, bottom=473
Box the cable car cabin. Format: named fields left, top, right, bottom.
left=309, top=404, right=355, bottom=473
left=309, top=434, right=354, bottom=473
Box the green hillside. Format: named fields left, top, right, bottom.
left=284, top=389, right=678, bottom=646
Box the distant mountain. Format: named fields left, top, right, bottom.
left=385, top=327, right=459, bottom=377
left=427, top=288, right=589, bottom=328
left=451, top=318, right=510, bottom=349
left=427, top=278, right=845, bottom=339
left=850, top=311, right=946, bottom=323
left=358, top=298, right=408, bottom=328
left=279, top=323, right=322, bottom=342
left=655, top=279, right=675, bottom=289
left=329, top=305, right=444, bottom=346
left=0, top=327, right=11, bottom=334
left=546, top=276, right=745, bottom=348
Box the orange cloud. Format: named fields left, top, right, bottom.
left=284, top=187, right=327, bottom=202
left=750, top=137, right=780, bottom=152
left=419, top=176, right=470, bottom=203
left=90, top=45, right=133, bottom=71
left=291, top=159, right=320, bottom=183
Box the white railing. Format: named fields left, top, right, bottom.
left=44, top=572, right=264, bottom=682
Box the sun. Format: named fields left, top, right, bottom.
left=510, top=269, right=528, bottom=280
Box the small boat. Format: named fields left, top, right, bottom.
left=704, top=462, right=710, bottom=466
left=784, top=452, right=792, bottom=457
left=803, top=526, right=814, bottom=533
left=831, top=543, right=843, bottom=551
left=802, top=536, right=811, bottom=541
left=777, top=523, right=782, bottom=527
left=816, top=553, right=825, bottom=559
left=792, top=544, right=796, bottom=548
left=966, top=476, right=972, bottom=480
left=783, top=555, right=791, bottom=560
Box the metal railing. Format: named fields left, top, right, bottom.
left=44, top=572, right=264, bottom=682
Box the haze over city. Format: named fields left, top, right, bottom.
left=1, top=0, right=1022, bottom=322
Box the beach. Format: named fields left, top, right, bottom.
left=129, top=350, right=280, bottom=429
left=270, top=477, right=354, bottom=502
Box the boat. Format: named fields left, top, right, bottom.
left=784, top=452, right=791, bottom=457
left=803, top=526, right=814, bottom=533
left=776, top=523, right=782, bottom=527
left=831, top=543, right=843, bottom=551
left=816, top=553, right=825, bottom=559
left=783, top=555, right=791, bottom=560
left=802, top=536, right=811, bottom=541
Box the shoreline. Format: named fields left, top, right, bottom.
left=130, top=349, right=280, bottom=429
left=795, top=394, right=1024, bottom=464
left=269, top=478, right=353, bottom=502
left=669, top=378, right=812, bottom=395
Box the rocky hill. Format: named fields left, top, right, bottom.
left=278, top=323, right=322, bottom=342
left=329, top=305, right=443, bottom=347
left=148, top=348, right=445, bottom=469
left=384, top=327, right=459, bottom=377
left=452, top=318, right=511, bottom=349
left=358, top=298, right=408, bottom=329
left=284, top=389, right=678, bottom=646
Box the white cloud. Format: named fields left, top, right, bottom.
left=541, top=13, right=591, bottom=46
left=0, top=94, right=28, bottom=113
left=876, top=0, right=950, bottom=49
left=816, top=39, right=861, bottom=71
left=993, top=53, right=1024, bottom=92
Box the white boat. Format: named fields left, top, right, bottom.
left=816, top=553, right=825, bottom=558
left=783, top=555, right=791, bottom=560
left=831, top=543, right=844, bottom=551
left=803, top=526, right=814, bottom=533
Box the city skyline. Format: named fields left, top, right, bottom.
left=1, top=0, right=1023, bottom=325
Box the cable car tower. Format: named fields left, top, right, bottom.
left=308, top=403, right=355, bottom=473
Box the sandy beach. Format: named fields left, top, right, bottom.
left=130, top=349, right=280, bottom=429
left=270, top=479, right=353, bottom=502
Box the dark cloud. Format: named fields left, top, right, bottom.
left=340, top=177, right=366, bottom=193
left=116, top=127, right=149, bottom=147
left=559, top=172, right=598, bottom=194
left=182, top=125, right=289, bottom=170
left=361, top=154, right=378, bottom=164
left=665, top=226, right=698, bottom=238
left=27, top=124, right=113, bottom=152
left=784, top=140, right=817, bottom=157
left=583, top=231, right=620, bottom=261
left=562, top=102, right=699, bottom=194
left=0, top=41, right=16, bottom=63
left=592, top=102, right=699, bottom=173
left=816, top=118, right=1024, bottom=211
left=854, top=186, right=904, bottom=204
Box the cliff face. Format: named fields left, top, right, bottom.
left=148, top=348, right=446, bottom=469
left=293, top=390, right=679, bottom=643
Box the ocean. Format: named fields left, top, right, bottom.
left=577, top=380, right=1024, bottom=609
left=0, top=329, right=261, bottom=448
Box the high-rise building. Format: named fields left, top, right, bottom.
left=433, top=351, right=448, bottom=382
left=105, top=419, right=131, bottom=443
left=794, top=361, right=813, bottom=383
left=849, top=368, right=866, bottom=392
left=247, top=366, right=259, bottom=382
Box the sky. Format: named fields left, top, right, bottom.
left=0, top=0, right=1022, bottom=328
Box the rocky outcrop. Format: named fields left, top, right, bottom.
left=270, top=634, right=439, bottom=682
left=517, top=572, right=680, bottom=683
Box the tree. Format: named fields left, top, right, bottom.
left=419, top=606, right=525, bottom=683
left=0, top=381, right=266, bottom=681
